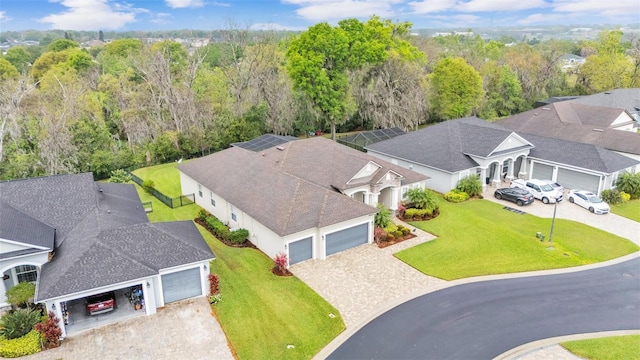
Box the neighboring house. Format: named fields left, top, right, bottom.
left=365, top=117, right=639, bottom=196
left=0, top=173, right=214, bottom=337
left=231, top=133, right=298, bottom=152
left=559, top=54, right=586, bottom=71
left=178, top=137, right=428, bottom=266
left=496, top=100, right=640, bottom=164
left=569, top=88, right=640, bottom=123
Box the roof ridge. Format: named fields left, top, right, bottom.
left=316, top=191, right=331, bottom=228
left=282, top=180, right=303, bottom=234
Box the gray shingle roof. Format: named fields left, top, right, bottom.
left=0, top=173, right=214, bottom=301
left=366, top=117, right=528, bottom=172
left=524, top=134, right=639, bottom=173
left=496, top=103, right=640, bottom=156
left=0, top=201, right=55, bottom=250
left=178, top=137, right=428, bottom=236
left=569, top=88, right=640, bottom=114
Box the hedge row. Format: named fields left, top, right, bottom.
left=198, top=210, right=249, bottom=244
left=404, top=208, right=434, bottom=219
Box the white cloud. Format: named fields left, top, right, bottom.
left=249, top=22, right=306, bottom=31
left=408, top=0, right=456, bottom=14
left=517, top=12, right=567, bottom=25
left=420, top=13, right=482, bottom=27
left=458, top=0, right=549, bottom=12
left=211, top=1, right=231, bottom=7
left=0, top=11, right=11, bottom=22
left=39, top=0, right=138, bottom=30
left=282, top=0, right=402, bottom=21
left=165, top=0, right=204, bottom=8
left=551, top=0, right=638, bottom=15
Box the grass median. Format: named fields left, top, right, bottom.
left=395, top=198, right=639, bottom=280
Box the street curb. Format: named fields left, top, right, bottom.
left=493, top=330, right=640, bottom=359
left=313, top=251, right=640, bottom=360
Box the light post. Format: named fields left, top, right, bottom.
left=548, top=196, right=559, bottom=243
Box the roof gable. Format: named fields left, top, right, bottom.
left=490, top=133, right=533, bottom=156
left=347, top=161, right=382, bottom=185
left=0, top=201, right=55, bottom=251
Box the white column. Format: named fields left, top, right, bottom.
left=491, top=164, right=501, bottom=187
left=481, top=167, right=487, bottom=191
left=370, top=192, right=379, bottom=206
left=142, top=280, right=157, bottom=315
left=390, top=188, right=399, bottom=211
left=507, top=159, right=515, bottom=181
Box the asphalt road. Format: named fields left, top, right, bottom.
left=327, top=257, right=640, bottom=360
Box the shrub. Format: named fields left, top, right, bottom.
left=208, top=273, right=220, bottom=296
left=198, top=209, right=211, bottom=222
left=456, top=175, right=482, bottom=197
left=393, top=230, right=403, bottom=238
left=274, top=252, right=288, bottom=273
left=404, top=208, right=433, bottom=219
left=0, top=309, right=40, bottom=340
left=621, top=191, right=631, bottom=202
left=601, top=189, right=622, bottom=205
left=387, top=233, right=395, bottom=241
left=406, top=188, right=439, bottom=211
left=374, top=203, right=392, bottom=228
left=142, top=179, right=155, bottom=194
left=34, top=311, right=62, bottom=349
left=400, top=227, right=410, bottom=236
left=616, top=172, right=640, bottom=199
left=5, top=282, right=35, bottom=309
left=383, top=223, right=398, bottom=234
left=444, top=189, right=470, bottom=203
left=109, top=169, right=131, bottom=183
left=374, top=226, right=387, bottom=243
left=228, top=228, right=249, bottom=244
left=397, top=202, right=406, bottom=218
left=0, top=330, right=41, bottom=358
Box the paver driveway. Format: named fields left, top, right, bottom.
left=24, top=297, right=234, bottom=360
left=290, top=224, right=446, bottom=328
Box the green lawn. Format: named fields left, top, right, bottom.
left=133, top=184, right=345, bottom=360
left=562, top=335, right=640, bottom=360
left=610, top=198, right=640, bottom=222
left=132, top=162, right=184, bottom=196
left=395, top=199, right=639, bottom=280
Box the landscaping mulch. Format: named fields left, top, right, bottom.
left=376, top=232, right=417, bottom=248
left=271, top=267, right=294, bottom=277
left=194, top=218, right=257, bottom=249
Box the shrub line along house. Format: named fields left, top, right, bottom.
left=178, top=136, right=428, bottom=265
left=0, top=173, right=214, bottom=337
left=365, top=116, right=639, bottom=196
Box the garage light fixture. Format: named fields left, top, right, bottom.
left=51, top=303, right=56, bottom=310
left=146, top=281, right=150, bottom=288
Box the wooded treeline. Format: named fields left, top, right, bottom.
left=0, top=18, right=638, bottom=180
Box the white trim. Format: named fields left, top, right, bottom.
left=0, top=238, right=51, bottom=251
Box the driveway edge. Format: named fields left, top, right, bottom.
left=313, top=251, right=640, bottom=360
left=493, top=330, right=640, bottom=359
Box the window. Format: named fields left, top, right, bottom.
left=231, top=213, right=237, bottom=222
left=198, top=184, right=203, bottom=198
left=16, top=265, right=37, bottom=283
left=210, top=192, right=216, bottom=207
left=402, top=187, right=408, bottom=199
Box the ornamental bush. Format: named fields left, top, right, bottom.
left=615, top=172, right=640, bottom=199
left=601, top=189, right=622, bottom=205
left=456, top=175, right=482, bottom=197
left=0, top=330, right=41, bottom=358
left=5, top=282, right=35, bottom=309
left=142, top=179, right=155, bottom=194
left=406, top=188, right=439, bottom=212
left=383, top=223, right=398, bottom=234
left=620, top=191, right=631, bottom=202
left=109, top=169, right=131, bottom=183
left=0, top=309, right=40, bottom=340
left=34, top=311, right=62, bottom=349
left=374, top=203, right=392, bottom=228
left=228, top=228, right=249, bottom=244
left=374, top=226, right=387, bottom=243
left=404, top=208, right=433, bottom=219
left=444, top=189, right=470, bottom=203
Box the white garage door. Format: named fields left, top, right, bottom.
left=532, top=163, right=553, bottom=180
left=289, top=237, right=313, bottom=265
left=325, top=223, right=369, bottom=256
left=161, top=267, right=202, bottom=304
left=557, top=168, right=600, bottom=193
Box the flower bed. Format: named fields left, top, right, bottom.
left=195, top=210, right=256, bottom=249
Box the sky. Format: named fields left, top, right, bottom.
left=0, top=0, right=638, bottom=32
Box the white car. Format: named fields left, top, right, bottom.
left=542, top=180, right=564, bottom=194
left=568, top=190, right=610, bottom=214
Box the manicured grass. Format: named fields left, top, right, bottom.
left=395, top=199, right=639, bottom=280
left=561, top=335, right=640, bottom=360
left=133, top=183, right=345, bottom=360
left=132, top=162, right=184, bottom=196
left=610, top=198, right=640, bottom=222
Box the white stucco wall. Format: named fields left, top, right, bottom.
left=0, top=251, right=49, bottom=307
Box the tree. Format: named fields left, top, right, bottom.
left=580, top=29, right=635, bottom=92
left=479, top=61, right=527, bottom=119
left=3, top=46, right=31, bottom=73
left=0, top=58, right=19, bottom=79
left=406, top=188, right=438, bottom=211
left=428, top=57, right=483, bottom=120
left=5, top=282, right=35, bottom=309
left=99, top=30, right=105, bottom=42
left=48, top=38, right=79, bottom=52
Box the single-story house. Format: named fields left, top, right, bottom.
left=365, top=117, right=639, bottom=196
left=497, top=94, right=640, bottom=163
left=177, top=136, right=428, bottom=266
left=0, top=173, right=214, bottom=337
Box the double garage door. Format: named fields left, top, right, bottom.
left=531, top=163, right=600, bottom=194
left=288, top=223, right=370, bottom=265
left=161, top=267, right=202, bottom=304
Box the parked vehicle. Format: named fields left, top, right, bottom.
left=568, top=190, right=610, bottom=214
left=509, top=178, right=563, bottom=204
left=494, top=187, right=535, bottom=206
left=541, top=180, right=564, bottom=194
left=86, top=291, right=116, bottom=316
